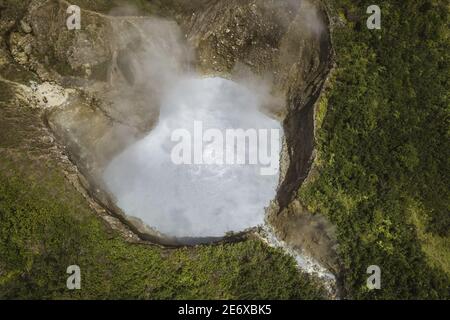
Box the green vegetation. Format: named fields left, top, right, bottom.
left=0, top=153, right=326, bottom=299
left=300, top=0, right=449, bottom=299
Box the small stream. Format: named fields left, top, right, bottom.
left=259, top=223, right=338, bottom=298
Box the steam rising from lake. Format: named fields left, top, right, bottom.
left=103, top=77, right=282, bottom=238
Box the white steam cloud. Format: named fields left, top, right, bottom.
left=104, top=77, right=282, bottom=237
left=101, top=0, right=327, bottom=239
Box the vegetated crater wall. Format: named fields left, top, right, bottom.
left=9, top=0, right=339, bottom=270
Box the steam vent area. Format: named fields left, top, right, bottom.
left=10, top=0, right=339, bottom=276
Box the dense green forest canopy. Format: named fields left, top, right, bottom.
left=300, top=0, right=449, bottom=298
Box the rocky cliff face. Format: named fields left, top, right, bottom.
left=2, top=0, right=339, bottom=278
